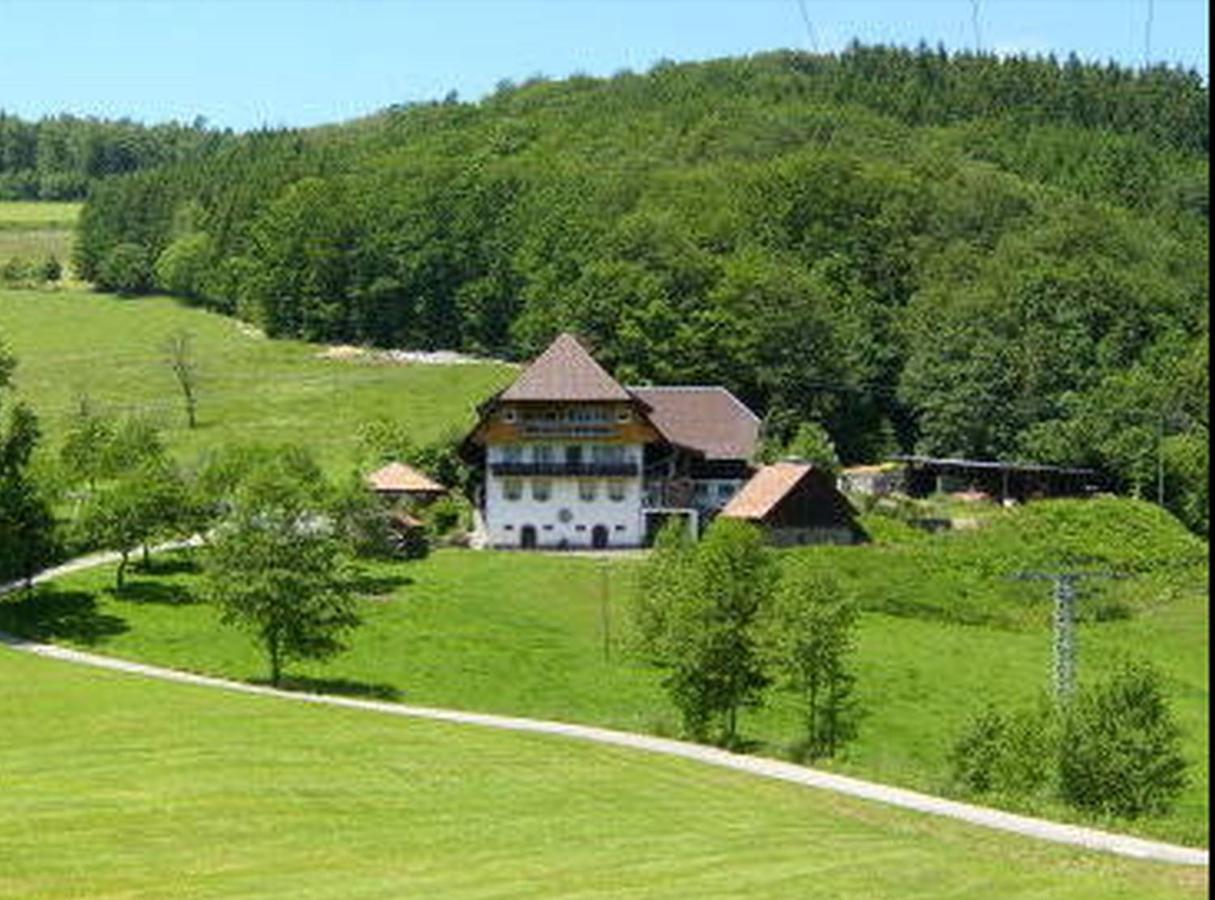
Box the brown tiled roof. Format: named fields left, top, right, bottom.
left=366, top=462, right=446, bottom=494
left=500, top=333, right=632, bottom=402
left=627, top=386, right=759, bottom=460
left=719, top=462, right=815, bottom=519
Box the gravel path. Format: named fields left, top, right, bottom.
left=1, top=547, right=1207, bottom=868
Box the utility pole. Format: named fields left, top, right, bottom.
left=1156, top=413, right=1165, bottom=507
left=1011, top=567, right=1125, bottom=703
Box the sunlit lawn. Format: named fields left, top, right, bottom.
left=5, top=544, right=1205, bottom=849
left=0, top=646, right=1206, bottom=899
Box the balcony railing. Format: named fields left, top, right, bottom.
left=517, top=422, right=618, bottom=437
left=490, top=461, right=639, bottom=478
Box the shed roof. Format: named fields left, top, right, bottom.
left=889, top=455, right=1098, bottom=476
left=499, top=333, right=632, bottom=403
left=366, top=462, right=446, bottom=494
left=627, top=386, right=759, bottom=461
left=719, top=461, right=816, bottom=520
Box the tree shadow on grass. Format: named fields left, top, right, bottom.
left=253, top=674, right=403, bottom=702
left=135, top=555, right=202, bottom=577
left=350, top=571, right=414, bottom=599
left=107, top=580, right=199, bottom=606
left=0, top=588, right=128, bottom=645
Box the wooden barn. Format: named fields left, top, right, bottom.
left=719, top=461, right=866, bottom=546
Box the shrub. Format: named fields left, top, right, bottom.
left=0, top=257, right=30, bottom=284
left=422, top=494, right=466, bottom=539
left=1059, top=661, right=1188, bottom=818
left=951, top=700, right=1056, bottom=796
left=97, top=242, right=153, bottom=295
left=39, top=255, right=63, bottom=283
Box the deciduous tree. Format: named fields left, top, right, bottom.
left=761, top=563, right=859, bottom=760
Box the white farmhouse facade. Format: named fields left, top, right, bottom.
left=463, top=333, right=761, bottom=550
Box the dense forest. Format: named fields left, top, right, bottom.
left=0, top=112, right=230, bottom=199
left=71, top=44, right=1210, bottom=533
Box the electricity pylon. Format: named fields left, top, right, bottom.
left=1010, top=566, right=1126, bottom=703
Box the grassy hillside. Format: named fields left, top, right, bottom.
left=5, top=499, right=1206, bottom=847
left=0, top=647, right=1205, bottom=898
left=0, top=287, right=514, bottom=472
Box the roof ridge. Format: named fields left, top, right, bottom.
left=500, top=333, right=631, bottom=402
left=628, top=384, right=760, bottom=424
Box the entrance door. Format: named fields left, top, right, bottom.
left=591, top=524, right=609, bottom=549
left=520, top=525, right=537, bottom=549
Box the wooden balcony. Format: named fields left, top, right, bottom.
left=490, top=461, right=639, bottom=478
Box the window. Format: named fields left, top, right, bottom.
left=608, top=481, right=627, bottom=502
left=503, top=478, right=523, bottom=501
left=616, top=407, right=631, bottom=423
left=502, top=445, right=523, bottom=464
left=532, top=479, right=552, bottom=502
left=501, top=408, right=517, bottom=423
left=569, top=407, right=610, bottom=423
left=614, top=524, right=626, bottom=532
left=716, top=482, right=736, bottom=499
left=579, top=480, right=597, bottom=502
left=694, top=482, right=710, bottom=498
left=532, top=444, right=554, bottom=465
left=592, top=445, right=626, bottom=465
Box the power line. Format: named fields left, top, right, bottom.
left=1144, top=0, right=1155, bottom=68
left=795, top=0, right=819, bottom=53
left=970, top=0, right=983, bottom=53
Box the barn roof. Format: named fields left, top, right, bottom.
left=627, top=386, right=759, bottom=461
left=366, top=462, right=446, bottom=494
left=719, top=461, right=817, bottom=520
left=499, top=333, right=632, bottom=403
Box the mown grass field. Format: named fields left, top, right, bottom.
left=0, top=201, right=78, bottom=271
left=0, top=288, right=515, bottom=472
left=6, top=500, right=1207, bottom=849
left=0, top=647, right=1205, bottom=899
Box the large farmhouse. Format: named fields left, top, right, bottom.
left=462, top=333, right=759, bottom=549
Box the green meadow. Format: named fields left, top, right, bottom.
left=0, top=201, right=79, bottom=272
left=0, top=647, right=1205, bottom=899
left=0, top=287, right=515, bottom=472
left=6, top=506, right=1207, bottom=849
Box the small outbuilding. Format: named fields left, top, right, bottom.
left=366, top=462, right=448, bottom=506
left=719, top=461, right=866, bottom=546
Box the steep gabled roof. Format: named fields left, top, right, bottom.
left=499, top=333, right=632, bottom=402
left=719, top=461, right=816, bottom=520
left=626, top=386, right=759, bottom=461
left=366, top=462, right=446, bottom=494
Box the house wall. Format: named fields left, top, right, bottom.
left=484, top=441, right=644, bottom=548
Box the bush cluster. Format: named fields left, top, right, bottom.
left=0, top=254, right=62, bottom=287
left=951, top=661, right=1188, bottom=819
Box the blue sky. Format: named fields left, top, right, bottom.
left=1, top=0, right=1207, bottom=130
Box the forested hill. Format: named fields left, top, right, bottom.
left=72, top=45, right=1210, bottom=533
left=0, top=112, right=230, bottom=199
